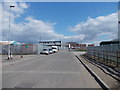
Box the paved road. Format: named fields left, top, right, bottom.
left=3, top=51, right=101, bottom=88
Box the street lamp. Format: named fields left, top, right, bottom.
left=8, top=5, right=15, bottom=60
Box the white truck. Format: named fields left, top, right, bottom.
left=51, top=46, right=58, bottom=53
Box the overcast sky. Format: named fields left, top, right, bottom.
left=1, top=2, right=118, bottom=45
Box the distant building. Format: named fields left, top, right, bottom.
left=38, top=41, right=62, bottom=54
left=67, top=42, right=87, bottom=50
left=100, top=40, right=119, bottom=46
left=67, top=42, right=78, bottom=47
left=39, top=41, right=62, bottom=47
left=88, top=44, right=95, bottom=47
left=79, top=44, right=86, bottom=47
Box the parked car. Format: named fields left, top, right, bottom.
left=40, top=49, right=49, bottom=55
left=49, top=49, right=53, bottom=54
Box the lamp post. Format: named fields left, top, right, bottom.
left=118, top=2, right=120, bottom=67
left=8, top=5, right=15, bottom=60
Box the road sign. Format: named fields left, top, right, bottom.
left=26, top=45, right=29, bottom=48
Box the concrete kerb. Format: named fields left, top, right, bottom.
left=75, top=55, right=109, bottom=90
left=81, top=55, right=120, bottom=82
left=63, top=52, right=119, bottom=89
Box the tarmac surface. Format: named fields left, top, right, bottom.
left=2, top=50, right=101, bottom=88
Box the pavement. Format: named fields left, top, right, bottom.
left=2, top=55, right=37, bottom=61
left=73, top=52, right=120, bottom=89
left=2, top=50, right=101, bottom=88
left=1, top=55, right=39, bottom=66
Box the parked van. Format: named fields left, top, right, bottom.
left=51, top=46, right=58, bottom=53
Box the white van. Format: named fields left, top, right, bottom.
left=51, top=46, right=58, bottom=53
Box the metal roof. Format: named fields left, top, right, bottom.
left=0, top=41, right=21, bottom=45
left=100, top=40, right=119, bottom=46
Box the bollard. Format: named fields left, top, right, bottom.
left=21, top=55, right=23, bottom=58
left=10, top=54, right=13, bottom=59
left=8, top=56, right=11, bottom=60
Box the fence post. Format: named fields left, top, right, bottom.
left=106, top=50, right=108, bottom=64
left=98, top=51, right=99, bottom=60
left=94, top=50, right=95, bottom=59
left=117, top=51, right=118, bottom=67
left=102, top=50, right=105, bottom=62
left=87, top=48, right=89, bottom=57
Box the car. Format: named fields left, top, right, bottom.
left=49, top=49, right=53, bottom=54
left=40, top=49, right=50, bottom=55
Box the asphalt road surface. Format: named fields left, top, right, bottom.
left=3, top=50, right=101, bottom=88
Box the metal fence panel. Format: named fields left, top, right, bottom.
left=1, top=44, right=38, bottom=55
left=87, top=44, right=120, bottom=67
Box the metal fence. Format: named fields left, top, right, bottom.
left=87, top=44, right=120, bottom=67
left=1, top=44, right=38, bottom=55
